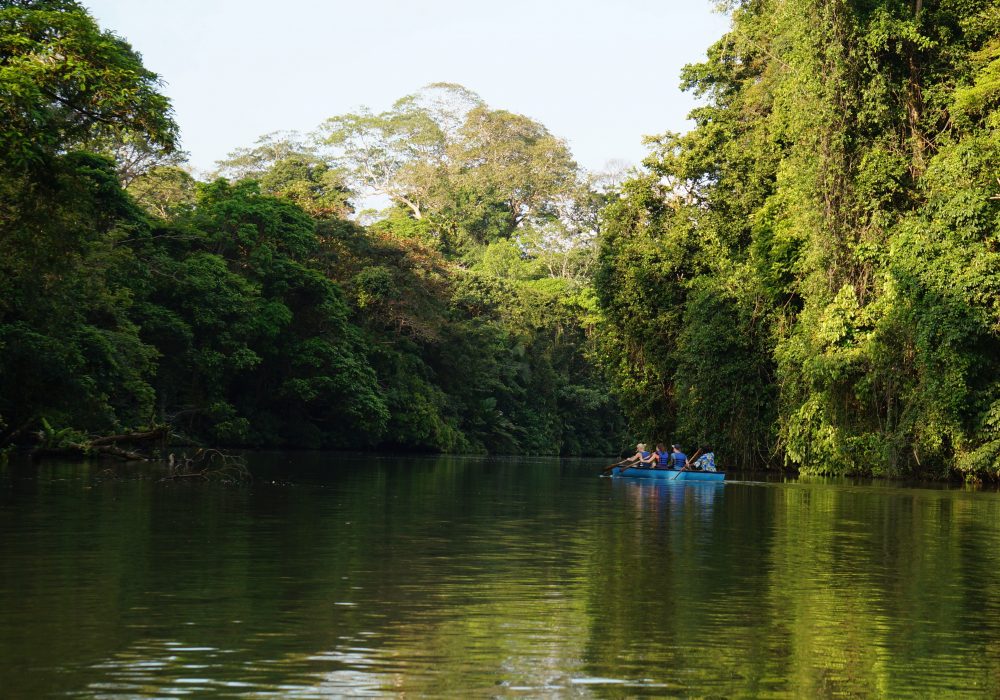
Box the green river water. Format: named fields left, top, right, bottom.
left=1, top=453, right=999, bottom=697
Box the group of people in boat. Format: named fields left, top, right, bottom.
left=623, top=442, right=717, bottom=471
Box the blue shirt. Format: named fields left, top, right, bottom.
left=671, top=451, right=687, bottom=469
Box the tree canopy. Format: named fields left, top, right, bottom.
left=7, top=0, right=1000, bottom=479
left=0, top=3, right=623, bottom=456
left=0, top=0, right=176, bottom=170
left=320, top=84, right=583, bottom=252
left=594, top=0, right=1000, bottom=480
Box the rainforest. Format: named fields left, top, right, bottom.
left=2, top=0, right=999, bottom=480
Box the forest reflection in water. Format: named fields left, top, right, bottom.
left=1, top=454, right=998, bottom=697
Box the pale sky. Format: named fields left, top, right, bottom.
left=82, top=1, right=731, bottom=175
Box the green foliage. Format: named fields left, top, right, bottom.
left=594, top=0, right=1000, bottom=479
left=0, top=0, right=176, bottom=171
left=216, top=132, right=352, bottom=219
left=0, top=9, right=622, bottom=456
left=127, top=165, right=198, bottom=219
left=328, top=209, right=623, bottom=455
left=0, top=151, right=159, bottom=438
left=320, top=84, right=583, bottom=253
left=674, top=281, right=777, bottom=467
left=133, top=182, right=389, bottom=448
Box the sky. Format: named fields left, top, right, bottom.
left=82, top=1, right=731, bottom=176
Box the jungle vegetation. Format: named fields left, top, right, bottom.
left=2, top=0, right=999, bottom=479
left=596, top=0, right=1000, bottom=479
left=0, top=0, right=622, bottom=456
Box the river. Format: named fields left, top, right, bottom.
left=1, top=453, right=999, bottom=697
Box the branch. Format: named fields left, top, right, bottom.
left=89, top=426, right=169, bottom=446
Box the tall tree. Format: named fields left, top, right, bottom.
left=595, top=0, right=1000, bottom=478
left=0, top=0, right=178, bottom=442
left=0, top=0, right=176, bottom=170
left=319, top=83, right=581, bottom=251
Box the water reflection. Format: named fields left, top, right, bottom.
left=1, top=457, right=999, bottom=697
left=613, top=478, right=723, bottom=523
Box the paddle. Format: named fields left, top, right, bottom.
left=684, top=448, right=703, bottom=470
left=601, top=459, right=629, bottom=474
left=602, top=452, right=652, bottom=473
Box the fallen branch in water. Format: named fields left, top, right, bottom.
left=88, top=426, right=169, bottom=447
left=161, top=448, right=250, bottom=484
left=31, top=424, right=170, bottom=462
left=31, top=443, right=149, bottom=461
left=94, top=444, right=147, bottom=461
left=25, top=422, right=249, bottom=483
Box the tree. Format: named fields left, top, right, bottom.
left=132, top=180, right=388, bottom=447
left=0, top=0, right=176, bottom=171
left=0, top=0, right=177, bottom=443
left=0, top=153, right=159, bottom=441
left=320, top=88, right=455, bottom=219
left=319, top=84, right=582, bottom=251
left=127, top=165, right=197, bottom=219
left=451, top=106, right=578, bottom=235
left=594, top=0, right=1000, bottom=478
left=215, top=132, right=353, bottom=219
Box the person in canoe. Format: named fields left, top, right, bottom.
left=622, top=443, right=656, bottom=469
left=653, top=443, right=671, bottom=469
left=691, top=445, right=716, bottom=471
left=670, top=444, right=689, bottom=470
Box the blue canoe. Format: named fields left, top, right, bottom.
left=609, top=466, right=725, bottom=482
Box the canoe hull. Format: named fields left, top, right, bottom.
left=610, top=466, right=725, bottom=482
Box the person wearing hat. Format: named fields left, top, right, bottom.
left=670, top=444, right=688, bottom=470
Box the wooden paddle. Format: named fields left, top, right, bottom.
left=602, top=454, right=653, bottom=474
left=684, top=448, right=703, bottom=470
left=601, top=459, right=628, bottom=474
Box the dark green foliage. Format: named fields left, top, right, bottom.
left=595, top=0, right=1000, bottom=479
left=0, top=0, right=176, bottom=171
left=0, top=151, right=159, bottom=440
left=322, top=215, right=623, bottom=455
left=132, top=182, right=388, bottom=448
left=674, top=282, right=776, bottom=468
left=0, top=0, right=173, bottom=442
left=433, top=273, right=623, bottom=455
left=0, top=4, right=623, bottom=456
left=593, top=175, right=699, bottom=440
